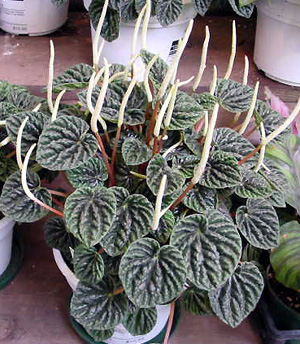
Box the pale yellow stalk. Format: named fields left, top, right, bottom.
left=141, top=0, right=151, bottom=50
left=0, top=137, right=11, bottom=147
left=132, top=5, right=147, bottom=58
left=224, top=20, right=236, bottom=80
left=144, top=54, right=159, bottom=103
left=51, top=89, right=66, bottom=122
left=254, top=122, right=266, bottom=173
left=152, top=174, right=167, bottom=231
left=243, top=55, right=249, bottom=85
left=118, top=73, right=137, bottom=128
left=239, top=81, right=259, bottom=135
left=209, top=65, right=217, bottom=96
left=16, top=117, right=29, bottom=170
left=154, top=86, right=174, bottom=137
left=33, top=104, right=42, bottom=112
left=47, top=40, right=55, bottom=113
left=93, top=0, right=109, bottom=68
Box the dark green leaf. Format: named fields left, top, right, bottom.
left=0, top=102, right=18, bottom=121
left=64, top=186, right=116, bottom=247
left=208, top=262, right=264, bottom=327
left=0, top=151, right=18, bottom=183
left=227, top=0, right=254, bottom=17
left=183, top=287, right=213, bottom=315
left=183, top=127, right=202, bottom=156
left=172, top=154, right=200, bottom=178
left=37, top=115, right=98, bottom=170
left=192, top=0, right=213, bottom=15
left=192, top=92, right=217, bottom=110
left=236, top=198, right=279, bottom=249
left=119, top=238, right=186, bottom=307
left=183, top=185, right=217, bottom=213
left=156, top=0, right=183, bottom=27
left=120, top=0, right=138, bottom=22
left=151, top=210, right=175, bottom=244
left=85, top=328, right=114, bottom=342
left=122, top=307, right=157, bottom=336
left=170, top=211, right=241, bottom=290
left=140, top=50, right=168, bottom=87
left=122, top=137, right=152, bottom=166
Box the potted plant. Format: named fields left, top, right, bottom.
left=83, top=0, right=254, bottom=67
left=0, top=0, right=70, bottom=36
left=0, top=11, right=299, bottom=343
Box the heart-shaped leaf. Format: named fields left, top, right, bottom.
left=66, top=157, right=108, bottom=188
left=208, top=262, right=264, bottom=327
left=37, top=115, right=98, bottom=171
left=119, top=238, right=186, bottom=307
left=167, top=91, right=204, bottom=131
left=183, top=185, right=217, bottom=213
left=270, top=221, right=300, bottom=290
left=52, top=63, right=94, bottom=93
left=192, top=0, right=213, bottom=15
left=101, top=194, right=154, bottom=256
left=0, top=170, right=51, bottom=222
left=156, top=0, right=183, bottom=27
left=215, top=79, right=253, bottom=113
left=64, top=186, right=116, bottom=247
left=199, top=151, right=242, bottom=189
left=70, top=276, right=128, bottom=330
left=183, top=127, right=202, bottom=156
left=234, top=167, right=273, bottom=199
left=146, top=154, right=185, bottom=195
left=236, top=198, right=279, bottom=249
left=170, top=211, right=241, bottom=290
left=122, top=137, right=152, bottom=166
left=122, top=307, right=157, bottom=336
left=73, top=245, right=105, bottom=284
left=6, top=111, right=50, bottom=156
left=151, top=210, right=175, bottom=244
left=182, top=287, right=213, bottom=315
left=6, top=87, right=42, bottom=110
left=89, top=0, right=120, bottom=42
left=44, top=217, right=78, bottom=252
left=192, top=92, right=217, bottom=110
left=172, top=154, right=200, bottom=178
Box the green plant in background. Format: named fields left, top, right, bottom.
left=0, top=1, right=299, bottom=342
left=87, top=0, right=254, bottom=42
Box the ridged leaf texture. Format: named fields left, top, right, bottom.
left=122, top=137, right=152, bottom=166
left=199, top=151, right=242, bottom=189
left=170, top=211, right=242, bottom=290
left=156, top=0, right=183, bottom=27
left=0, top=151, right=18, bottom=183
left=183, top=127, right=202, bottom=156
left=192, top=92, right=217, bottom=111
left=66, top=157, right=108, bottom=188
left=192, top=0, right=213, bottom=15
left=85, top=328, right=114, bottom=342
left=167, top=91, right=204, bottom=130
left=146, top=154, right=185, bottom=195
left=135, top=0, right=158, bottom=15
left=6, top=87, right=42, bottom=110
left=183, top=287, right=213, bottom=315
left=183, top=185, right=217, bottom=213
left=37, top=115, right=98, bottom=170
left=208, top=262, right=264, bottom=327
left=44, top=217, right=78, bottom=252
left=227, top=0, right=254, bottom=18
left=73, top=245, right=105, bottom=284
left=89, top=0, right=120, bottom=42
left=122, top=307, right=157, bottom=336
left=270, top=221, right=300, bottom=290
left=172, top=154, right=200, bottom=178
left=234, top=167, right=273, bottom=199
left=120, top=0, right=138, bottom=22
left=255, top=100, right=290, bottom=144
left=215, top=79, right=253, bottom=113
left=213, top=128, right=256, bottom=166
left=115, top=157, right=140, bottom=191
left=6, top=111, right=50, bottom=156
left=119, top=238, right=186, bottom=307
left=140, top=50, right=167, bottom=87
left=151, top=210, right=175, bottom=244
left=52, top=63, right=94, bottom=93
left=0, top=102, right=18, bottom=121
left=236, top=198, right=279, bottom=249
left=64, top=186, right=117, bottom=247
left=70, top=276, right=128, bottom=330
left=101, top=194, right=154, bottom=256
left=0, top=170, right=51, bottom=222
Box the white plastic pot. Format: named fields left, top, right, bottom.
left=0, top=0, right=70, bottom=36
left=0, top=217, right=14, bottom=276
left=83, top=0, right=197, bottom=68
left=254, top=0, right=300, bottom=87
left=53, top=248, right=172, bottom=344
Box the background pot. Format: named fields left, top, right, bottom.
left=53, top=248, right=175, bottom=344
left=0, top=0, right=70, bottom=36
left=0, top=217, right=14, bottom=276
left=254, top=0, right=300, bottom=87
left=83, top=0, right=197, bottom=68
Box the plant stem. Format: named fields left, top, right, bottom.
left=163, top=302, right=175, bottom=344
left=98, top=248, right=104, bottom=254
left=48, top=190, right=69, bottom=198
left=111, top=126, right=122, bottom=174
left=170, top=182, right=194, bottom=210
left=130, top=171, right=147, bottom=179
left=5, top=150, right=16, bottom=159
left=238, top=144, right=261, bottom=166
left=52, top=198, right=64, bottom=210
left=146, top=100, right=160, bottom=145
left=95, top=132, right=115, bottom=186
left=113, top=287, right=124, bottom=296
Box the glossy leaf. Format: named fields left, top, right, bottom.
left=85, top=328, right=114, bottom=342
left=236, top=198, right=279, bottom=249
left=64, top=186, right=116, bottom=247
left=146, top=154, right=185, bottom=195
left=119, top=238, right=186, bottom=307
left=170, top=211, right=241, bottom=290
left=122, top=307, right=157, bottom=336
left=156, top=0, right=183, bottom=27
left=37, top=115, right=98, bottom=170
left=122, top=137, right=152, bottom=166
left=183, top=185, right=217, bottom=213
left=66, top=157, right=108, bottom=188
left=172, top=154, right=200, bottom=178
left=209, top=262, right=264, bottom=327
left=0, top=171, right=51, bottom=222
left=192, top=92, right=217, bottom=110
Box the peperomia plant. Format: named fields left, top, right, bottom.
left=88, top=0, right=255, bottom=42
left=0, top=2, right=299, bottom=342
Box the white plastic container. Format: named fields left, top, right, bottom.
left=83, top=0, right=197, bottom=67
left=53, top=248, right=172, bottom=344
left=254, top=0, right=300, bottom=87
left=0, top=0, right=70, bottom=36
left=0, top=217, right=14, bottom=276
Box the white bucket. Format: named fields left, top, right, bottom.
left=0, top=0, right=70, bottom=36
left=0, top=217, right=14, bottom=276
left=254, top=0, right=300, bottom=87
left=83, top=0, right=197, bottom=68
left=53, top=248, right=171, bottom=344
